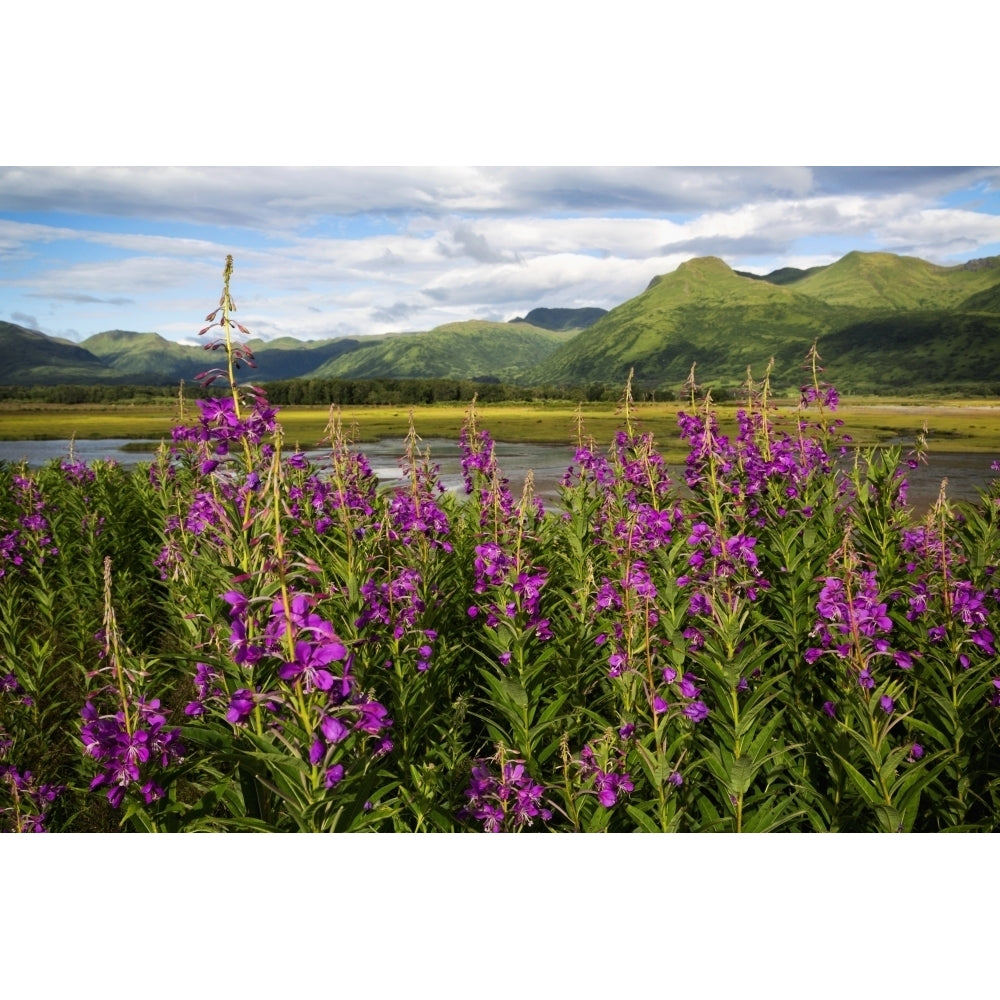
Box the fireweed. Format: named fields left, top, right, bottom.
left=1, top=670, right=66, bottom=832
left=458, top=746, right=553, bottom=832
left=79, top=558, right=185, bottom=821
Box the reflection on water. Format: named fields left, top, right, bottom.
left=0, top=438, right=159, bottom=468
left=1, top=437, right=996, bottom=515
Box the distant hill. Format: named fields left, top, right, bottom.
left=735, top=265, right=829, bottom=285
left=5, top=251, right=1000, bottom=395
left=507, top=307, right=607, bottom=331
left=1, top=322, right=119, bottom=384
left=305, top=320, right=572, bottom=382
left=788, top=251, right=1000, bottom=310
left=79, top=329, right=368, bottom=384
left=82, top=330, right=205, bottom=384
left=243, top=337, right=365, bottom=380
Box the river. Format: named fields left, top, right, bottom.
left=0, top=437, right=996, bottom=514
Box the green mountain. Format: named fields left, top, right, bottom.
left=788, top=251, right=1000, bottom=310
left=82, top=330, right=206, bottom=383
left=507, top=307, right=607, bottom=331
left=527, top=257, right=861, bottom=391
left=1, top=322, right=118, bottom=384
left=526, top=253, right=1000, bottom=395
left=305, top=320, right=573, bottom=382
left=244, top=337, right=365, bottom=380
left=736, top=265, right=829, bottom=285
left=79, top=329, right=368, bottom=384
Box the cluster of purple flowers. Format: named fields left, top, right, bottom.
left=80, top=696, right=184, bottom=808
left=609, top=428, right=675, bottom=504
left=469, top=545, right=553, bottom=645
left=593, top=562, right=660, bottom=678
left=804, top=568, right=916, bottom=715
left=0, top=762, right=64, bottom=832
left=0, top=530, right=24, bottom=579
left=458, top=423, right=539, bottom=526
left=562, top=442, right=614, bottom=492
left=356, top=570, right=438, bottom=672
left=172, top=394, right=280, bottom=454
left=2, top=672, right=62, bottom=833
left=684, top=523, right=761, bottom=577
left=899, top=518, right=998, bottom=686
left=800, top=382, right=840, bottom=412
left=213, top=587, right=394, bottom=785
left=222, top=589, right=351, bottom=693
left=385, top=488, right=452, bottom=549
left=384, top=445, right=453, bottom=551
left=459, top=757, right=552, bottom=831
left=2, top=475, right=59, bottom=572
left=286, top=456, right=378, bottom=538
left=611, top=502, right=685, bottom=555
left=578, top=740, right=636, bottom=807
left=657, top=666, right=711, bottom=723
left=677, top=376, right=844, bottom=528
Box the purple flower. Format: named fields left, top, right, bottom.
left=679, top=673, right=701, bottom=699
left=279, top=637, right=347, bottom=692
left=879, top=695, right=894, bottom=714
left=608, top=651, right=627, bottom=677
left=320, top=715, right=349, bottom=744
left=683, top=700, right=709, bottom=723
left=226, top=689, right=255, bottom=725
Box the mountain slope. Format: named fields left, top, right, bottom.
left=304, top=320, right=572, bottom=382
left=789, top=251, right=1000, bottom=310
left=507, top=307, right=607, bottom=331
left=527, top=257, right=862, bottom=390
left=1, top=322, right=118, bottom=384
left=82, top=330, right=206, bottom=383
left=529, top=252, right=1000, bottom=394
left=80, top=329, right=369, bottom=383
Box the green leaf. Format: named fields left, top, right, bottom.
left=625, top=804, right=661, bottom=833
left=833, top=752, right=883, bottom=808
left=501, top=676, right=529, bottom=711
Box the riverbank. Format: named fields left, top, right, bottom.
left=3, top=398, right=1000, bottom=456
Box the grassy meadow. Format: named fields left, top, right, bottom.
left=3, top=396, right=1000, bottom=463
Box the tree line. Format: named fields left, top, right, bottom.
left=0, top=378, right=620, bottom=406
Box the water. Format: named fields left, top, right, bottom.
left=1, top=437, right=996, bottom=513
left=0, top=438, right=156, bottom=468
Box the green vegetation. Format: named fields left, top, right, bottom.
left=507, top=306, right=608, bottom=330
left=529, top=253, right=1000, bottom=395
left=306, top=320, right=572, bottom=382
left=791, top=251, right=1000, bottom=309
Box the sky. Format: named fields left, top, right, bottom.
left=3, top=166, right=1000, bottom=346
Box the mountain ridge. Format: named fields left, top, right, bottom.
left=5, top=250, right=1000, bottom=394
